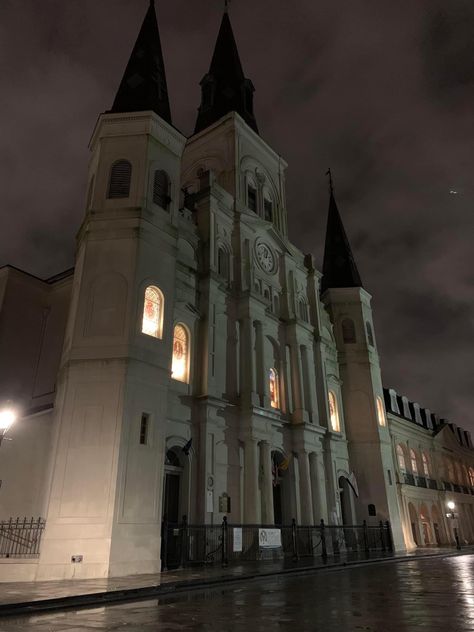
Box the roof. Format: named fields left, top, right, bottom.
left=321, top=191, right=363, bottom=293
left=194, top=12, right=258, bottom=134
left=110, top=0, right=172, bottom=123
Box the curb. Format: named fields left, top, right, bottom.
left=0, top=548, right=471, bottom=618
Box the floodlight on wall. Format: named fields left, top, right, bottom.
left=0, top=405, right=17, bottom=447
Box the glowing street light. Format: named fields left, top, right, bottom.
left=446, top=501, right=461, bottom=550
left=447, top=501, right=455, bottom=511
left=0, top=406, right=17, bottom=448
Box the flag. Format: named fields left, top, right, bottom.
left=182, top=438, right=192, bottom=456
left=278, top=455, right=291, bottom=471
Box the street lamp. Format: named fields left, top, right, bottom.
left=0, top=405, right=17, bottom=448
left=446, top=501, right=461, bottom=550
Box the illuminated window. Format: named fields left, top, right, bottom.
left=422, top=452, right=430, bottom=477
left=172, top=324, right=190, bottom=383
left=108, top=159, right=132, bottom=198
left=269, top=368, right=280, bottom=409
left=141, top=285, right=163, bottom=338
left=396, top=445, right=406, bottom=472
left=328, top=391, right=340, bottom=432
left=469, top=467, right=474, bottom=487
left=410, top=449, right=418, bottom=475
left=376, top=396, right=386, bottom=427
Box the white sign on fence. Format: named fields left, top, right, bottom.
left=258, top=528, right=281, bottom=548
left=233, top=527, right=243, bottom=552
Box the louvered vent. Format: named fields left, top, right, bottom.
left=108, top=160, right=132, bottom=198
left=153, top=169, right=170, bottom=210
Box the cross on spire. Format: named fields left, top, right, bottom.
left=224, top=0, right=231, bottom=12
left=326, top=168, right=334, bottom=195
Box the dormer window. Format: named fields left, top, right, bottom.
left=248, top=184, right=257, bottom=212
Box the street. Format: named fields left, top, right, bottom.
left=1, top=554, right=474, bottom=631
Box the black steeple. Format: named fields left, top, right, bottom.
left=321, top=174, right=363, bottom=293
left=110, top=1, right=172, bottom=124
left=194, top=10, right=258, bottom=134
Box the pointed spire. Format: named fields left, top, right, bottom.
left=194, top=11, right=258, bottom=134
left=110, top=1, right=172, bottom=124
left=321, top=173, right=363, bottom=293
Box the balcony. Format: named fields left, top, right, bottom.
left=427, top=478, right=438, bottom=490
left=443, top=481, right=453, bottom=492
left=403, top=473, right=416, bottom=486
left=416, top=476, right=427, bottom=488
left=453, top=484, right=462, bottom=493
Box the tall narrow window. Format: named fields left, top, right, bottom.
left=396, top=444, right=406, bottom=472
left=248, top=184, right=257, bottom=212
left=217, top=247, right=230, bottom=280
left=376, top=396, right=386, bottom=426
left=153, top=170, right=170, bottom=210
left=264, top=198, right=273, bottom=222
left=366, top=321, right=375, bottom=347
left=341, top=318, right=356, bottom=343
left=172, top=324, right=190, bottom=383
left=141, top=285, right=164, bottom=338
left=108, top=159, right=132, bottom=198
left=139, top=413, right=149, bottom=445
left=269, top=368, right=280, bottom=409
left=410, top=449, right=418, bottom=475
left=298, top=299, right=307, bottom=322
left=328, top=391, right=340, bottom=432
left=422, top=452, right=430, bottom=477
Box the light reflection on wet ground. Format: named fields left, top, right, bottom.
left=2, top=555, right=474, bottom=631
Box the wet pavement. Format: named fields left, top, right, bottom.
left=1, top=553, right=474, bottom=631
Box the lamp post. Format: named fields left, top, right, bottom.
left=446, top=501, right=461, bottom=550
left=0, top=405, right=17, bottom=449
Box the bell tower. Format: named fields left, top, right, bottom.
left=37, top=1, right=186, bottom=580
left=321, top=181, right=404, bottom=550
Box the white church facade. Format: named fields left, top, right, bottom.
left=1, top=3, right=473, bottom=582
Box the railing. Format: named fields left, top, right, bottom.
left=416, top=476, right=427, bottom=488
left=161, top=517, right=394, bottom=570
left=443, top=481, right=453, bottom=492
left=0, top=517, right=46, bottom=558
left=403, top=473, right=416, bottom=486
left=427, top=478, right=438, bottom=490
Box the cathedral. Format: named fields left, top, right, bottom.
left=1, top=2, right=473, bottom=582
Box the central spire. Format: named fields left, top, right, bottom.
left=321, top=178, right=363, bottom=293
left=194, top=11, right=258, bottom=134
left=110, top=1, right=172, bottom=124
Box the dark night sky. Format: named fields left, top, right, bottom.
left=1, top=1, right=473, bottom=429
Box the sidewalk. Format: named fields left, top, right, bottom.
left=0, top=546, right=472, bottom=617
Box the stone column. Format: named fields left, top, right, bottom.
left=244, top=439, right=260, bottom=523
left=260, top=441, right=274, bottom=524
left=240, top=318, right=259, bottom=406
left=310, top=452, right=328, bottom=522
left=298, top=451, right=314, bottom=525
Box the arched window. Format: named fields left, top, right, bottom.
left=264, top=196, right=273, bottom=222
left=396, top=444, right=406, bottom=472
left=376, top=396, right=386, bottom=426
left=217, top=247, right=230, bottom=280
left=341, top=318, right=356, bottom=343
left=273, top=295, right=280, bottom=315
left=328, top=391, right=340, bottom=432
left=172, top=324, right=190, bottom=383
left=469, top=467, right=474, bottom=487
left=153, top=170, right=170, bottom=210
left=141, top=285, right=164, bottom=338
left=366, top=321, right=375, bottom=347
left=422, top=452, right=430, bottom=477
left=247, top=181, right=257, bottom=212
left=298, top=299, right=307, bottom=322
left=269, top=368, right=280, bottom=409
left=108, top=160, right=132, bottom=198
left=410, top=449, right=418, bottom=475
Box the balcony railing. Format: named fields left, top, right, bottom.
left=453, top=484, right=462, bottom=493
left=427, top=478, right=438, bottom=490
left=416, top=476, right=427, bottom=488
left=443, top=481, right=453, bottom=492
left=403, top=473, right=416, bottom=486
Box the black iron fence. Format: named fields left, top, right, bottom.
left=161, top=517, right=393, bottom=570
left=0, top=517, right=46, bottom=558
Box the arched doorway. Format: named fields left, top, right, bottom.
left=271, top=451, right=289, bottom=525
left=338, top=476, right=355, bottom=525
left=408, top=502, right=420, bottom=546
left=419, top=503, right=433, bottom=545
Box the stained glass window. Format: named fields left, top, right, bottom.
left=172, top=324, right=189, bottom=383
left=328, top=391, right=340, bottom=432
left=142, top=286, right=163, bottom=338
left=376, top=396, right=386, bottom=426
left=269, top=368, right=280, bottom=409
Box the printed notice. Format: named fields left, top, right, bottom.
left=233, top=528, right=243, bottom=552
left=258, top=528, right=281, bottom=548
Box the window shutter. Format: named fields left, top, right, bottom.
left=153, top=170, right=170, bottom=209
left=108, top=160, right=132, bottom=198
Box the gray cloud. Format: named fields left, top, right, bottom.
left=0, top=0, right=472, bottom=429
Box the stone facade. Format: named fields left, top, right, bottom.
left=0, top=4, right=472, bottom=581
